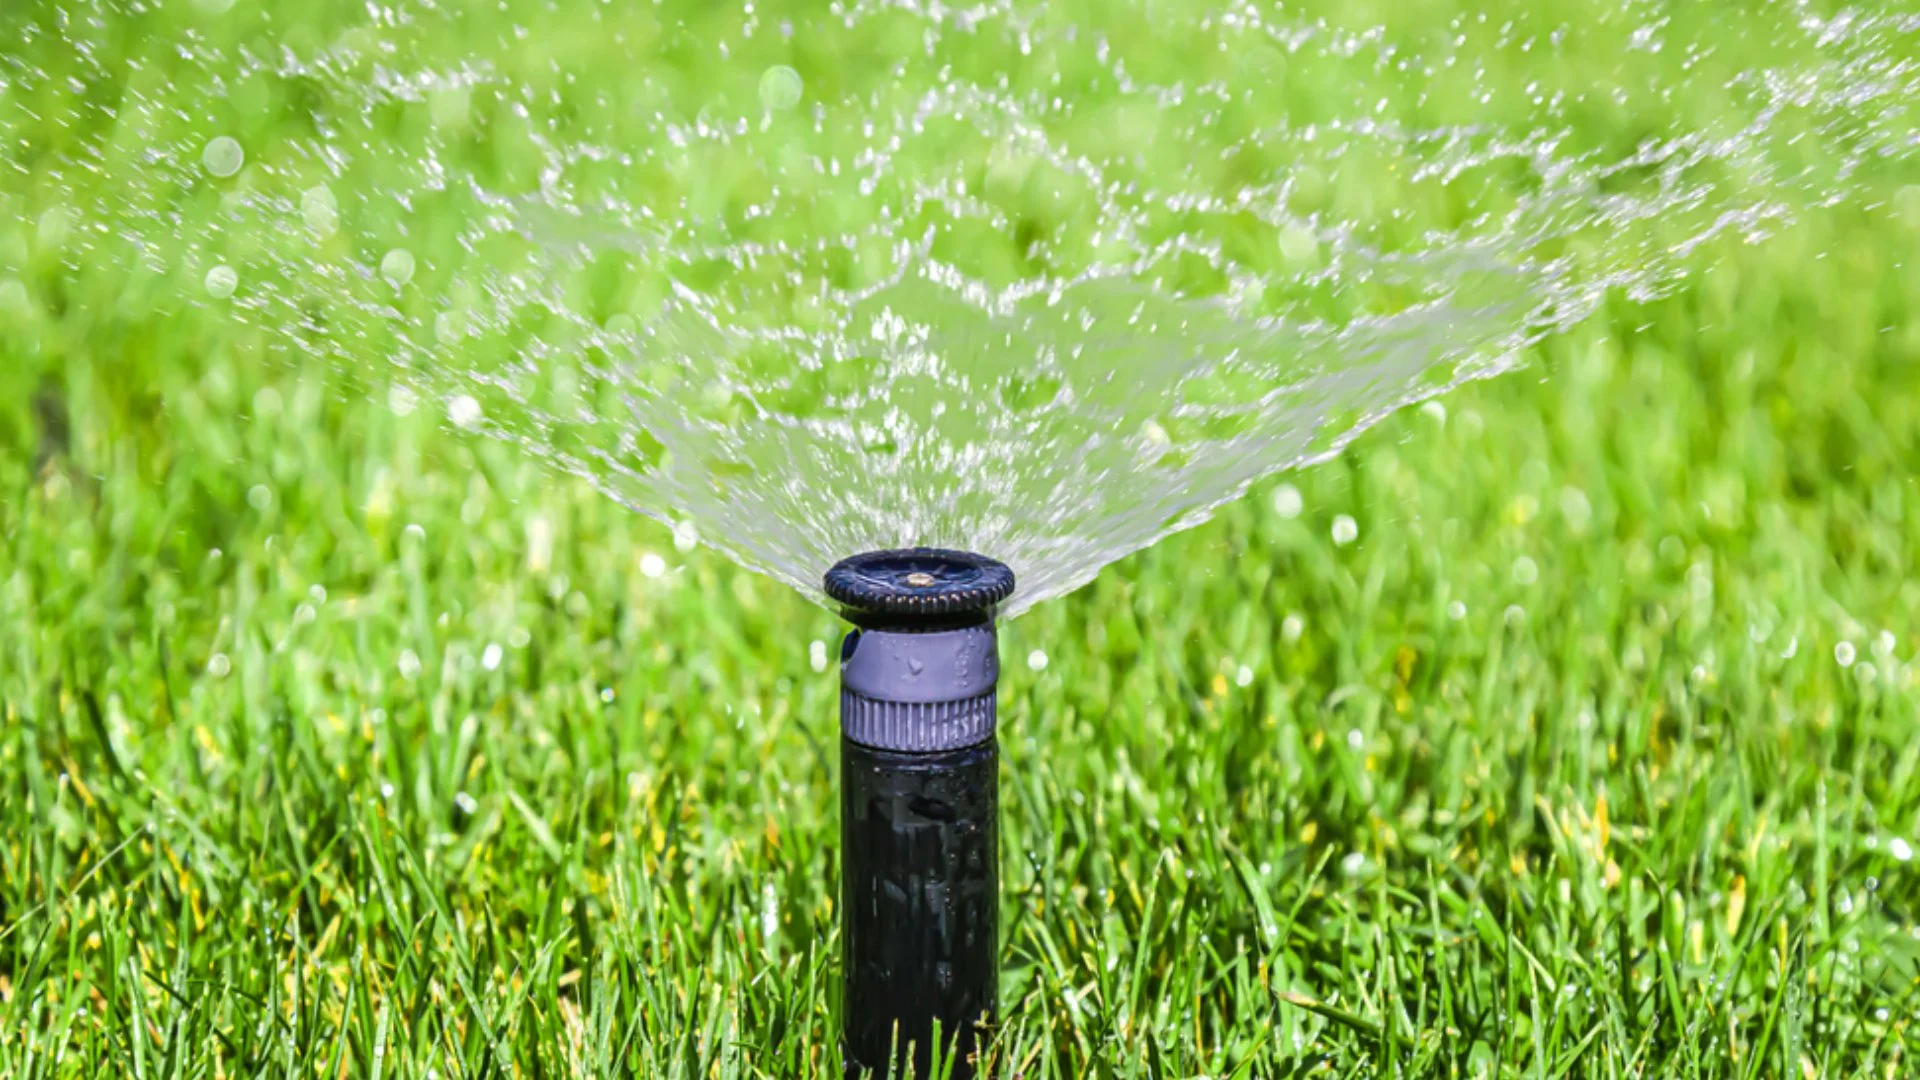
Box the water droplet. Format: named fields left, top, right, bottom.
left=429, top=87, right=472, bottom=130
left=207, top=654, right=232, bottom=678
left=248, top=484, right=273, bottom=511
left=1027, top=649, right=1049, bottom=671
left=759, top=66, right=804, bottom=110
left=640, top=552, right=667, bottom=578
left=447, top=395, right=483, bottom=430
left=454, top=791, right=478, bottom=815
left=1331, top=515, right=1359, bottom=546
left=1346, top=729, right=1364, bottom=750
left=761, top=881, right=781, bottom=942
left=301, top=186, right=337, bottom=235
left=35, top=208, right=70, bottom=249
left=1873, top=630, right=1896, bottom=659
left=600, top=687, right=616, bottom=704
left=1835, top=641, right=1856, bottom=667
left=204, top=265, right=238, bottom=299
left=433, top=311, right=464, bottom=343
left=388, top=384, right=419, bottom=417
left=1281, top=613, right=1305, bottom=643
left=1420, top=401, right=1447, bottom=425
left=398, top=650, right=423, bottom=680
left=202, top=136, right=245, bottom=178
left=1559, top=488, right=1593, bottom=534
left=192, top=0, right=237, bottom=13
left=809, top=639, right=829, bottom=673
left=380, top=783, right=395, bottom=799
left=1271, top=484, right=1302, bottom=519
left=1891, top=837, right=1914, bottom=863
left=381, top=249, right=417, bottom=287
left=672, top=520, right=700, bottom=553
left=1235, top=664, right=1254, bottom=688
left=1512, top=555, right=1539, bottom=586
left=1504, top=604, right=1527, bottom=626
left=1278, top=225, right=1319, bottom=264
left=1447, top=600, right=1467, bottom=620
left=482, top=643, right=503, bottom=671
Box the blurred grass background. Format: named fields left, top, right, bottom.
left=4, top=0, right=1920, bottom=1076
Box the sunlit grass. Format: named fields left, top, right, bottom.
left=3, top=0, right=1920, bottom=1076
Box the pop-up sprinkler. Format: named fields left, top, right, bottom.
left=825, top=548, right=1015, bottom=1080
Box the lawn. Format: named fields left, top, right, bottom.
left=3, top=0, right=1920, bottom=1077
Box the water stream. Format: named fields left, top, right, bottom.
left=8, top=0, right=1916, bottom=612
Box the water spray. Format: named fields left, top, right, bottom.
left=825, top=548, right=1015, bottom=1080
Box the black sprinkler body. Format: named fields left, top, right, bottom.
left=827, top=548, right=1014, bottom=1079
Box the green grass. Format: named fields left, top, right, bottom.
left=5, top=0, right=1920, bottom=1076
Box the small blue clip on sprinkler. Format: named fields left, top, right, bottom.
left=825, top=548, right=1015, bottom=1080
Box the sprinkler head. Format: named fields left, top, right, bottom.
left=825, top=547, right=1015, bottom=754
left=828, top=548, right=1013, bottom=1080
left=825, top=547, right=1015, bottom=625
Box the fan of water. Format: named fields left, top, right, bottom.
left=7, top=0, right=1916, bottom=612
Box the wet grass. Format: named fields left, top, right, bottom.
left=5, top=0, right=1920, bottom=1077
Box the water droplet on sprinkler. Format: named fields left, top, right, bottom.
left=202, top=136, right=245, bottom=178
left=759, top=65, right=803, bottom=110
left=204, top=265, right=238, bottom=299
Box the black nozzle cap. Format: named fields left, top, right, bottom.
left=825, top=548, right=1015, bottom=623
